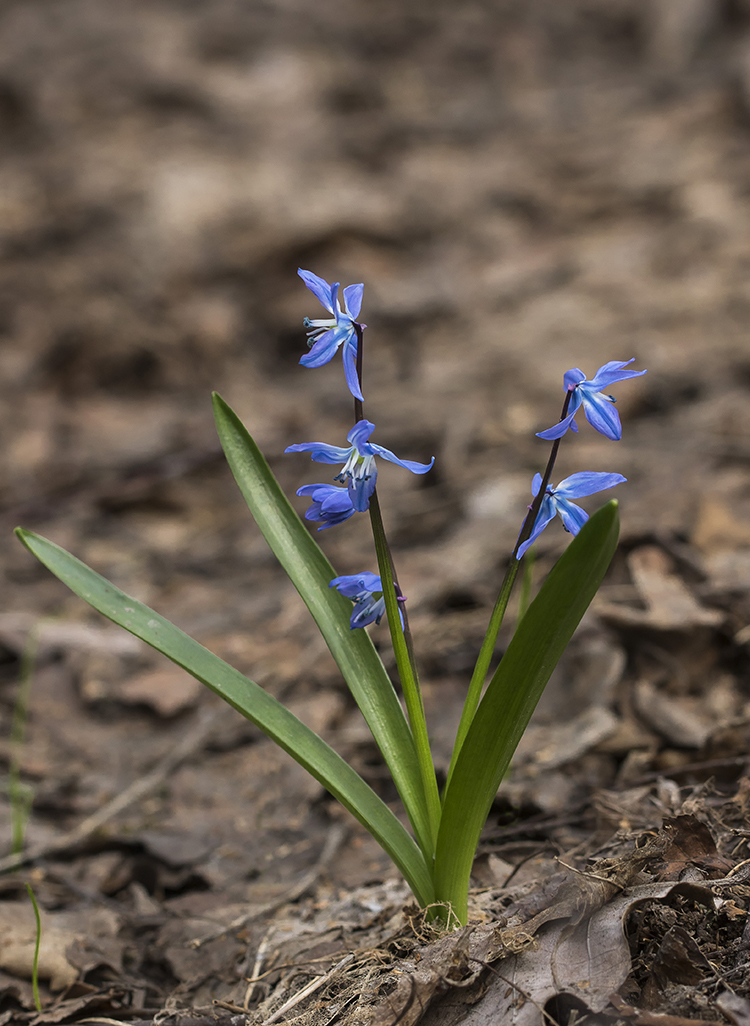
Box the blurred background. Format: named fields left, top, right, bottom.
left=1, top=0, right=750, bottom=999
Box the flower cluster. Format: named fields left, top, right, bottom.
left=297, top=269, right=365, bottom=401
left=536, top=360, right=646, bottom=441
left=517, top=472, right=627, bottom=559
left=291, top=269, right=645, bottom=620
left=286, top=419, right=433, bottom=513
left=518, top=359, right=646, bottom=557
left=289, top=270, right=437, bottom=628
left=330, top=572, right=405, bottom=630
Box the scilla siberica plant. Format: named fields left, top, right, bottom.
left=16, top=269, right=645, bottom=925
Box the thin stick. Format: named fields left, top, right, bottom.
left=0, top=704, right=223, bottom=875
left=263, top=953, right=354, bottom=1025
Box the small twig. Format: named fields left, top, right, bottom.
left=191, top=822, right=347, bottom=948
left=213, top=999, right=250, bottom=1014
left=263, top=953, right=355, bottom=1025
left=320, top=992, right=359, bottom=1026
left=0, top=704, right=223, bottom=875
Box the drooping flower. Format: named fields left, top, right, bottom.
left=296, top=482, right=356, bottom=530
left=516, top=471, right=627, bottom=559
left=536, top=359, right=646, bottom=441
left=330, top=572, right=404, bottom=630
left=298, top=268, right=365, bottom=401
left=285, top=419, right=434, bottom=512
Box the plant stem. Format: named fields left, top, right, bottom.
left=353, top=324, right=441, bottom=853
left=368, top=491, right=440, bottom=850
left=518, top=546, right=535, bottom=621
left=26, top=883, right=42, bottom=1012
left=444, top=391, right=573, bottom=793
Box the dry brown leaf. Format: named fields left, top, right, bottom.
left=717, top=991, right=750, bottom=1026
left=453, top=881, right=715, bottom=1026
left=597, top=546, right=724, bottom=630
left=0, top=903, right=118, bottom=992
left=655, top=815, right=735, bottom=880
left=633, top=682, right=713, bottom=749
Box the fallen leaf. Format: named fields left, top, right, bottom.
left=717, top=991, right=750, bottom=1026
left=0, top=903, right=121, bottom=996
left=596, top=547, right=724, bottom=630
left=454, top=881, right=715, bottom=1026
left=633, top=682, right=712, bottom=749
left=655, top=815, right=735, bottom=880
left=0, top=903, right=76, bottom=992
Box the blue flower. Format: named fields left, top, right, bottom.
left=296, top=482, right=356, bottom=530
left=516, top=471, right=627, bottom=559
left=330, top=572, right=404, bottom=630
left=285, top=419, right=434, bottom=513
left=536, top=359, right=646, bottom=441
left=298, top=268, right=365, bottom=401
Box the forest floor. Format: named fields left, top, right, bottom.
left=2, top=1, right=750, bottom=1023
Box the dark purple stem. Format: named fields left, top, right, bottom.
left=512, top=389, right=573, bottom=557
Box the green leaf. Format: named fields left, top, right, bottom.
left=434, top=501, right=620, bottom=923
left=211, top=394, right=434, bottom=858
left=14, top=528, right=435, bottom=907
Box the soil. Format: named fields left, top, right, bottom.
left=2, top=1, right=750, bottom=1023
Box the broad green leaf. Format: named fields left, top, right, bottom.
left=212, top=394, right=434, bottom=858
left=434, top=501, right=620, bottom=922
left=14, top=529, right=435, bottom=907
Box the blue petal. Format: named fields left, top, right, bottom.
left=297, top=483, right=351, bottom=502
left=581, top=392, right=623, bottom=440
left=285, top=442, right=352, bottom=464
left=348, top=470, right=377, bottom=511
left=342, top=334, right=364, bottom=401
left=298, top=269, right=336, bottom=313
left=297, top=483, right=355, bottom=528
left=553, top=472, right=626, bottom=499
left=330, top=571, right=382, bottom=598
left=299, top=328, right=346, bottom=368
left=563, top=367, right=587, bottom=390
left=315, top=507, right=356, bottom=530
left=343, top=283, right=364, bottom=319
left=587, top=359, right=646, bottom=390
left=531, top=473, right=544, bottom=497
left=369, top=443, right=434, bottom=474
left=555, top=497, right=589, bottom=535
left=347, top=419, right=377, bottom=448
left=320, top=490, right=355, bottom=513
left=517, top=496, right=557, bottom=559
left=536, top=411, right=578, bottom=441
left=297, top=482, right=336, bottom=497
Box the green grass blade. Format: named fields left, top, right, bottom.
left=25, top=883, right=42, bottom=1013
left=212, top=393, right=434, bottom=859
left=435, top=501, right=620, bottom=922
left=13, top=529, right=435, bottom=907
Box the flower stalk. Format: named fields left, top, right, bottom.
left=444, top=390, right=573, bottom=792
left=353, top=322, right=441, bottom=852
